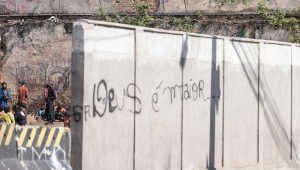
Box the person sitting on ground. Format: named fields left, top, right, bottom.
left=12, top=105, right=27, bottom=126
left=64, top=111, right=71, bottom=128
left=17, top=102, right=27, bottom=120
left=0, top=105, right=11, bottom=123
left=35, top=104, right=46, bottom=121
left=4, top=107, right=14, bottom=123
left=54, top=103, right=66, bottom=122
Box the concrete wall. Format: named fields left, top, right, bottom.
left=135, top=29, right=183, bottom=170
left=71, top=20, right=300, bottom=170
left=0, top=123, right=71, bottom=170
left=0, top=0, right=297, bottom=15
left=260, top=43, right=292, bottom=165
left=84, top=24, right=135, bottom=170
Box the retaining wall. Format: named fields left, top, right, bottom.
left=71, top=19, right=300, bottom=170
left=1, top=22, right=72, bottom=115
left=0, top=0, right=297, bottom=15
left=0, top=124, right=71, bottom=170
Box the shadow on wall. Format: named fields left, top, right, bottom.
left=180, top=35, right=220, bottom=170
left=231, top=41, right=295, bottom=164
left=180, top=37, right=293, bottom=169
left=180, top=33, right=188, bottom=169
left=208, top=37, right=220, bottom=170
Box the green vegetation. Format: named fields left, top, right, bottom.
left=292, top=5, right=300, bottom=14
left=132, top=0, right=154, bottom=26
left=98, top=0, right=300, bottom=42
left=215, top=0, right=300, bottom=42
left=171, top=11, right=203, bottom=32
left=258, top=1, right=300, bottom=42
left=196, top=11, right=202, bottom=20
left=173, top=18, right=182, bottom=27
left=180, top=17, right=193, bottom=32
left=98, top=1, right=153, bottom=27
left=98, top=6, right=121, bottom=23
left=98, top=1, right=200, bottom=33
left=172, top=16, right=193, bottom=32
left=217, top=0, right=250, bottom=6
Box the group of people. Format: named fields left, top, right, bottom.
left=0, top=82, right=28, bottom=126
left=0, top=81, right=71, bottom=128
left=35, top=102, right=70, bottom=128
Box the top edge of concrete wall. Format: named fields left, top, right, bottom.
left=74, top=19, right=300, bottom=47
left=0, top=123, right=71, bottom=130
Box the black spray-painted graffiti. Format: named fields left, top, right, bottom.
left=152, top=79, right=207, bottom=112
left=72, top=79, right=214, bottom=121
left=92, top=80, right=142, bottom=118
left=73, top=80, right=142, bottom=121
left=73, top=105, right=82, bottom=122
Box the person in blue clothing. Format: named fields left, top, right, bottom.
left=0, top=82, right=10, bottom=107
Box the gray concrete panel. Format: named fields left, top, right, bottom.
left=292, top=46, right=300, bottom=162
left=82, top=24, right=135, bottom=170
left=135, top=30, right=183, bottom=170
left=259, top=43, right=291, bottom=164
left=182, top=36, right=223, bottom=169
left=71, top=21, right=85, bottom=170
left=224, top=41, right=259, bottom=167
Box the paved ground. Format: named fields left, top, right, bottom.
left=27, top=115, right=64, bottom=127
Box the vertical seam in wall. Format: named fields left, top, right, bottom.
left=291, top=46, right=293, bottom=160
left=222, top=38, right=225, bottom=167
left=180, top=34, right=184, bottom=170
left=133, top=28, right=137, bottom=170
left=81, top=40, right=84, bottom=170
left=257, top=43, right=260, bottom=163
